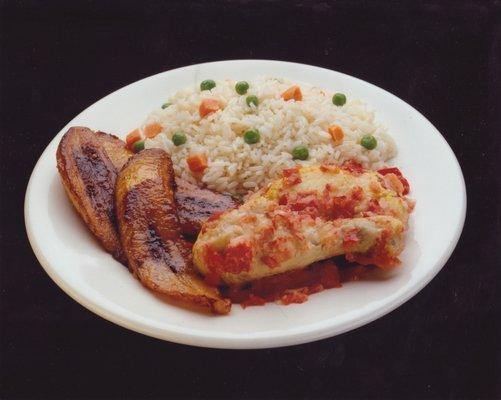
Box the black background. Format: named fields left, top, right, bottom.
left=1, top=1, right=500, bottom=398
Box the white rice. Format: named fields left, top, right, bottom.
left=144, top=76, right=396, bottom=196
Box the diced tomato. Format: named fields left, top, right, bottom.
left=302, top=185, right=363, bottom=220
left=278, top=193, right=289, bottom=205
left=377, top=167, right=402, bottom=176
left=269, top=211, right=306, bottom=242
left=323, top=190, right=359, bottom=219
left=341, top=160, right=364, bottom=175
left=280, top=288, right=308, bottom=305
left=144, top=123, right=162, bottom=138
left=126, top=129, right=142, bottom=149
left=367, top=199, right=384, bottom=214
left=328, top=125, right=344, bottom=144
left=342, top=228, right=360, bottom=250
left=204, top=240, right=253, bottom=276
left=204, top=246, right=225, bottom=274
left=224, top=240, right=253, bottom=274
left=378, top=167, right=410, bottom=195
left=351, top=186, right=363, bottom=201
left=382, top=173, right=404, bottom=195
left=187, top=154, right=208, bottom=173
left=199, top=99, right=220, bottom=118
left=264, top=236, right=293, bottom=265
left=282, top=166, right=302, bottom=186
left=241, top=295, right=266, bottom=308
left=287, top=191, right=319, bottom=216
left=281, top=85, right=302, bottom=101
left=261, top=255, right=279, bottom=268
left=347, top=229, right=400, bottom=269
left=255, top=225, right=276, bottom=251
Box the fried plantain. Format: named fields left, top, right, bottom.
left=115, top=149, right=231, bottom=314
left=56, top=126, right=132, bottom=263
left=57, top=126, right=239, bottom=264
left=175, top=178, right=239, bottom=237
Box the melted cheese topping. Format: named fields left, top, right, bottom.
left=193, top=162, right=413, bottom=284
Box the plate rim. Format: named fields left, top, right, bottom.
left=24, top=59, right=467, bottom=349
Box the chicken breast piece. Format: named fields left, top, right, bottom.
left=115, top=149, right=230, bottom=314
left=193, top=162, right=414, bottom=285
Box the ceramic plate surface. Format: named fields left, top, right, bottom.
left=25, top=60, right=466, bottom=348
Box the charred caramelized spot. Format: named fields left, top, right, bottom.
left=122, top=186, right=141, bottom=223
left=175, top=179, right=239, bottom=236
left=74, top=144, right=116, bottom=218
left=145, top=225, right=185, bottom=273
left=145, top=226, right=166, bottom=260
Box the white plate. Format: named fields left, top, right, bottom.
left=25, top=60, right=466, bottom=349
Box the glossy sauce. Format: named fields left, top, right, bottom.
left=221, top=258, right=371, bottom=308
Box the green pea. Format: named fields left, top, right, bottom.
left=332, top=93, right=347, bottom=106
left=246, top=95, right=259, bottom=107
left=360, top=135, right=377, bottom=150
left=200, top=79, right=216, bottom=91
left=161, top=102, right=172, bottom=109
left=133, top=140, right=145, bottom=153
left=244, top=129, right=260, bottom=144
left=292, top=145, right=309, bottom=160
left=235, top=81, right=250, bottom=95
left=172, top=132, right=187, bottom=146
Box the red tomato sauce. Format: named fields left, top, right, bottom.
left=204, top=240, right=253, bottom=279
left=221, top=258, right=370, bottom=308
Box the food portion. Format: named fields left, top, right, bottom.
left=57, top=127, right=237, bottom=262
left=56, top=126, right=131, bottom=263
left=142, top=77, right=396, bottom=196
left=175, top=178, right=238, bottom=237
left=115, top=149, right=230, bottom=314
left=56, top=76, right=415, bottom=313
left=193, top=162, right=414, bottom=285
left=56, top=127, right=237, bottom=313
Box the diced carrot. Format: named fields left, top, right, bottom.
left=199, top=99, right=220, bottom=118
left=281, top=85, right=302, bottom=101
left=144, top=123, right=163, bottom=138
left=187, top=154, right=208, bottom=173
left=328, top=125, right=344, bottom=144
left=126, top=129, right=142, bottom=148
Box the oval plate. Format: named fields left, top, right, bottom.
left=25, top=60, right=466, bottom=349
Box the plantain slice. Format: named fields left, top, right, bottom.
left=56, top=126, right=132, bottom=263
left=115, top=149, right=231, bottom=314
left=57, top=126, right=239, bottom=264
left=175, top=178, right=239, bottom=237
